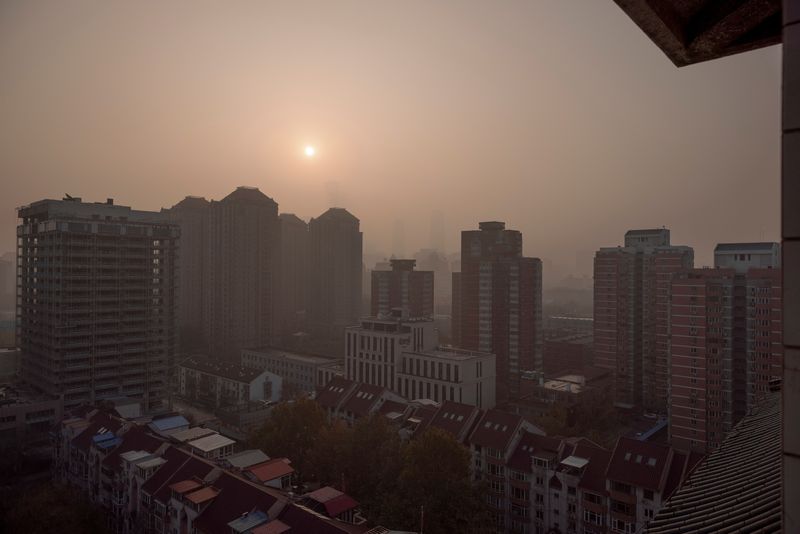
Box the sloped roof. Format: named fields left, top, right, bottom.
left=606, top=436, right=672, bottom=492
left=313, top=207, right=359, bottom=224
left=140, top=446, right=216, bottom=504
left=468, top=409, right=523, bottom=452
left=340, top=383, right=384, bottom=418
left=316, top=377, right=356, bottom=410
left=246, top=458, right=294, bottom=483
left=427, top=400, right=480, bottom=441
left=645, top=393, right=781, bottom=533
left=715, top=242, right=779, bottom=252
left=149, top=415, right=189, bottom=433
left=507, top=432, right=564, bottom=473
left=226, top=449, right=270, bottom=470
left=193, top=472, right=281, bottom=534
left=71, top=412, right=123, bottom=451
left=101, top=425, right=163, bottom=470
left=572, top=441, right=613, bottom=494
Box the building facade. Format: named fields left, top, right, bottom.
left=163, top=196, right=209, bottom=348
left=593, top=229, right=693, bottom=411
left=453, top=221, right=543, bottom=403
left=345, top=311, right=496, bottom=409
left=278, top=213, right=310, bottom=338
left=202, top=187, right=281, bottom=359
left=241, top=347, right=339, bottom=396
left=177, top=357, right=280, bottom=408
left=308, top=208, right=363, bottom=348
left=371, top=258, right=434, bottom=318
left=16, top=197, right=178, bottom=412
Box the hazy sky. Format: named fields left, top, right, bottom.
left=0, top=1, right=781, bottom=279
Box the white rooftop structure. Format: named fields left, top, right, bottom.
left=188, top=433, right=236, bottom=453
left=167, top=426, right=216, bottom=443
left=561, top=456, right=590, bottom=470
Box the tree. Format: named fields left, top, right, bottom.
left=1, top=483, right=109, bottom=534
left=249, top=397, right=327, bottom=477
left=340, top=415, right=403, bottom=518
left=379, top=427, right=492, bottom=534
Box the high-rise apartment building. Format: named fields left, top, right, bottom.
left=668, top=243, right=781, bottom=453
left=16, top=197, right=178, bottom=412
left=308, top=208, right=363, bottom=345
left=593, top=229, right=693, bottom=411
left=370, top=259, right=433, bottom=318
left=669, top=269, right=735, bottom=452
left=202, top=187, right=281, bottom=359
left=164, top=196, right=209, bottom=345
left=452, top=221, right=542, bottom=402
left=278, top=213, right=309, bottom=337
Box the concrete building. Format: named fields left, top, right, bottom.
left=669, top=269, right=736, bottom=453
left=178, top=357, right=280, bottom=408
left=668, top=248, right=781, bottom=453
left=398, top=345, right=496, bottom=408
left=345, top=311, right=437, bottom=389
left=16, top=196, right=178, bottom=413
left=345, top=311, right=496, bottom=409
left=453, top=221, right=543, bottom=403
left=593, top=229, right=693, bottom=412
left=278, top=213, right=310, bottom=337
left=608, top=4, right=796, bottom=528
left=240, top=347, right=339, bottom=396
left=163, top=196, right=209, bottom=348
left=370, top=259, right=434, bottom=318
left=0, top=383, right=63, bottom=447
left=201, top=187, right=281, bottom=359
left=308, top=208, right=363, bottom=349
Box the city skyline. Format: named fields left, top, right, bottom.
left=0, top=1, right=781, bottom=275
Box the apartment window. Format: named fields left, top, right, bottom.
left=583, top=510, right=604, bottom=526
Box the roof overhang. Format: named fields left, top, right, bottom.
left=612, top=0, right=782, bottom=66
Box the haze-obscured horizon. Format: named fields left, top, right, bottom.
left=0, top=1, right=781, bottom=280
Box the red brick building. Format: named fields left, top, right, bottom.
left=370, top=259, right=434, bottom=318
left=453, top=222, right=543, bottom=403
left=593, top=229, right=692, bottom=411
left=669, top=269, right=736, bottom=452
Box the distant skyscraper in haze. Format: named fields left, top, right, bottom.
left=593, top=229, right=693, bottom=411
left=453, top=221, right=542, bottom=402
left=16, top=196, right=178, bottom=412
left=203, top=187, right=281, bottom=358
left=164, top=196, right=209, bottom=346
left=371, top=259, right=434, bottom=318
left=392, top=219, right=406, bottom=258
left=308, top=208, right=363, bottom=346
left=429, top=210, right=446, bottom=252
left=278, top=213, right=309, bottom=337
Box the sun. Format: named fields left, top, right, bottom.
left=304, top=145, right=316, bottom=158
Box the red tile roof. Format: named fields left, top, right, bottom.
left=70, top=412, right=123, bottom=452
left=316, top=377, right=356, bottom=410
left=277, top=504, right=366, bottom=533
left=193, top=472, right=281, bottom=534
left=606, top=437, right=672, bottom=492
left=427, top=400, right=481, bottom=441
left=378, top=399, right=408, bottom=417
left=140, top=446, right=215, bottom=504
left=469, top=409, right=523, bottom=453
left=246, top=458, right=294, bottom=483
left=100, top=425, right=163, bottom=470
left=340, top=383, right=384, bottom=418
left=250, top=520, right=291, bottom=534
left=507, top=432, right=564, bottom=472
left=169, top=479, right=202, bottom=494
left=572, top=441, right=612, bottom=494
left=185, top=486, right=220, bottom=505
